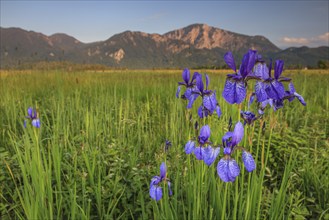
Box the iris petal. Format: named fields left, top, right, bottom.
left=187, top=93, right=198, bottom=109
left=159, top=162, right=167, bottom=180
left=274, top=60, right=284, bottom=79
left=32, top=119, right=40, bottom=128
left=271, top=81, right=285, bottom=99
left=232, top=122, right=244, bottom=147
left=254, top=62, right=269, bottom=79
left=224, top=51, right=237, bottom=72
left=182, top=68, right=190, bottom=84
left=176, top=86, right=181, bottom=98
left=242, top=151, right=256, bottom=172
left=228, top=159, right=240, bottom=181
left=185, top=141, right=195, bottom=154
left=203, top=92, right=217, bottom=112
left=196, top=74, right=204, bottom=93
left=217, top=158, right=230, bottom=182
left=235, top=81, right=247, bottom=104
left=289, top=82, right=296, bottom=93
left=240, top=50, right=256, bottom=77
left=255, top=81, right=267, bottom=102
left=203, top=146, right=220, bottom=166
left=194, top=147, right=204, bottom=160
left=294, top=92, right=306, bottom=106
left=167, top=181, right=173, bottom=196
left=150, top=176, right=161, bottom=185
left=266, top=81, right=285, bottom=100
left=216, top=105, right=222, bottom=118
left=150, top=185, right=163, bottom=201
left=27, top=107, right=33, bottom=118
left=205, top=74, right=210, bottom=90
left=217, top=158, right=240, bottom=182
left=223, top=79, right=246, bottom=104
left=199, top=125, right=211, bottom=141
left=222, top=79, right=235, bottom=104
left=197, top=105, right=204, bottom=118
left=222, top=131, right=233, bottom=147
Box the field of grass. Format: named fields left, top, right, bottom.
left=0, top=69, right=328, bottom=219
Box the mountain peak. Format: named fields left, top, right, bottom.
left=164, top=23, right=280, bottom=52
left=1, top=24, right=327, bottom=69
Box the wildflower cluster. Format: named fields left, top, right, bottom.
left=149, top=48, right=306, bottom=201
left=176, top=49, right=306, bottom=183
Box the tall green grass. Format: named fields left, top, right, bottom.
left=0, top=69, right=328, bottom=219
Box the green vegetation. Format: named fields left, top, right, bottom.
left=0, top=69, right=328, bottom=219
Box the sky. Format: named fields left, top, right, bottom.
left=1, top=0, right=328, bottom=49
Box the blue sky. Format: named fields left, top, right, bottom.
left=1, top=0, right=328, bottom=48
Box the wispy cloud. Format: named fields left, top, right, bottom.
left=280, top=32, right=329, bottom=47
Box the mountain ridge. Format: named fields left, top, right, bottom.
left=1, top=24, right=328, bottom=68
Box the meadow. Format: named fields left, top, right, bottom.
left=0, top=68, right=328, bottom=219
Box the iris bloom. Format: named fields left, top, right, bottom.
left=185, top=125, right=220, bottom=166
left=217, top=122, right=256, bottom=182
left=176, top=68, right=200, bottom=108
left=222, top=50, right=257, bottom=104
left=25, top=107, right=40, bottom=128
left=258, top=82, right=306, bottom=114
left=240, top=94, right=260, bottom=125
left=240, top=110, right=258, bottom=125
left=149, top=162, right=172, bottom=201
left=262, top=60, right=291, bottom=100
left=194, top=74, right=221, bottom=118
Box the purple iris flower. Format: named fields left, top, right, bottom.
left=262, top=60, right=291, bottom=101
left=25, top=107, right=40, bottom=128
left=240, top=110, right=258, bottom=125
left=185, top=125, right=220, bottom=166
left=222, top=49, right=257, bottom=104
left=217, top=122, right=256, bottom=182
left=176, top=68, right=200, bottom=108
left=150, top=162, right=172, bottom=201
left=194, top=74, right=221, bottom=118
left=259, top=82, right=306, bottom=115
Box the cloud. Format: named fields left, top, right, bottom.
left=317, top=32, right=329, bottom=42
left=282, top=37, right=309, bottom=44
left=280, top=32, right=329, bottom=47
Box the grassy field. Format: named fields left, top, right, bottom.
left=0, top=69, right=328, bottom=219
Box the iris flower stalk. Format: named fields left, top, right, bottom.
left=222, top=49, right=257, bottom=104
left=185, top=125, right=220, bottom=166
left=149, top=162, right=172, bottom=201
left=194, top=74, right=221, bottom=118
left=24, top=107, right=40, bottom=128
left=176, top=68, right=200, bottom=108
left=217, top=122, right=256, bottom=182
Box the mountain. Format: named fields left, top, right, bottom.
left=0, top=27, right=84, bottom=67
left=164, top=24, right=280, bottom=53
left=1, top=24, right=328, bottom=69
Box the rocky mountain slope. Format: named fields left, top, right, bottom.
left=1, top=24, right=328, bottom=68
